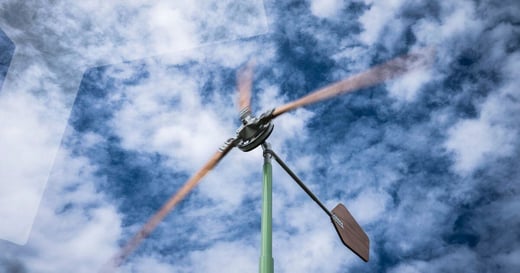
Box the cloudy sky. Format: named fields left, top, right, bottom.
left=1, top=0, right=519, bottom=272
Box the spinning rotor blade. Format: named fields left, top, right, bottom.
left=101, top=139, right=236, bottom=271
left=237, top=60, right=255, bottom=115
left=271, top=48, right=435, bottom=118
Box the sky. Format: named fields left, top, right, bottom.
left=0, top=0, right=519, bottom=272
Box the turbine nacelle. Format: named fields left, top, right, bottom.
left=236, top=109, right=274, bottom=152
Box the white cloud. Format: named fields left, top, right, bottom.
left=358, top=0, right=404, bottom=45
left=445, top=117, right=515, bottom=175
left=122, top=256, right=178, bottom=273
left=0, top=146, right=122, bottom=273
left=384, top=187, right=451, bottom=257
left=309, top=0, right=344, bottom=18
left=389, top=247, right=479, bottom=273
left=411, top=1, right=483, bottom=62
left=444, top=53, right=520, bottom=176
left=0, top=92, right=64, bottom=244
left=346, top=189, right=390, bottom=225
left=187, top=241, right=258, bottom=273
left=109, top=58, right=237, bottom=172
left=387, top=66, right=432, bottom=101
left=494, top=247, right=520, bottom=272
left=274, top=202, right=351, bottom=272
left=388, top=262, right=426, bottom=273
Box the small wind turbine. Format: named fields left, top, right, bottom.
left=102, top=48, right=434, bottom=272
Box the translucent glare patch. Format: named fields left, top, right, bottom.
left=0, top=0, right=268, bottom=245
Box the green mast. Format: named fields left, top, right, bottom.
left=260, top=143, right=274, bottom=273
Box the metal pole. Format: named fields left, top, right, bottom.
left=260, top=143, right=274, bottom=273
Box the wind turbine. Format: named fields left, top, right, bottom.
left=102, top=48, right=434, bottom=272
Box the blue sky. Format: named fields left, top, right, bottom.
left=1, top=1, right=519, bottom=272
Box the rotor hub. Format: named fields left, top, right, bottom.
left=236, top=114, right=274, bottom=152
